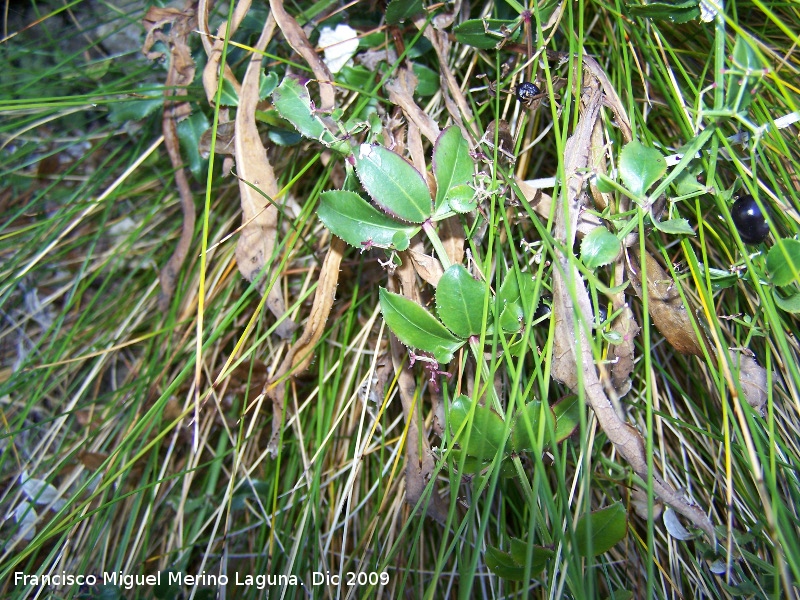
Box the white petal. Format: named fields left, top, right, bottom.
left=318, top=24, right=359, bottom=75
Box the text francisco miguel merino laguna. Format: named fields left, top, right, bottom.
left=14, top=571, right=307, bottom=590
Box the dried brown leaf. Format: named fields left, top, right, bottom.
left=386, top=69, right=440, bottom=145
left=232, top=15, right=295, bottom=336
left=386, top=257, right=450, bottom=524
left=408, top=249, right=444, bottom=287
left=607, top=305, right=639, bottom=396
left=729, top=349, right=769, bottom=415
left=199, top=121, right=236, bottom=157
left=143, top=3, right=198, bottom=308
left=627, top=251, right=711, bottom=357
left=265, top=237, right=345, bottom=455
left=269, top=0, right=335, bottom=111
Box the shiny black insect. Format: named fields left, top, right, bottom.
left=515, top=81, right=541, bottom=104
left=731, top=194, right=770, bottom=244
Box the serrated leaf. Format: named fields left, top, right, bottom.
left=435, top=265, right=489, bottom=337
left=485, top=546, right=526, bottom=580
left=508, top=539, right=554, bottom=574
left=453, top=19, right=520, bottom=49
left=449, top=394, right=507, bottom=460
left=386, top=0, right=424, bottom=24
left=553, top=395, right=581, bottom=442
left=619, top=140, right=667, bottom=197
left=766, top=238, right=800, bottom=287
left=773, top=288, right=800, bottom=313
left=581, top=227, right=621, bottom=269
left=575, top=502, right=628, bottom=557
left=379, top=288, right=464, bottom=363
left=318, top=190, right=419, bottom=249
left=355, top=144, right=432, bottom=223
left=433, top=126, right=474, bottom=212
left=509, top=400, right=556, bottom=452
left=627, top=0, right=699, bottom=23
left=272, top=76, right=338, bottom=146
left=446, top=184, right=477, bottom=214
left=653, top=217, right=695, bottom=235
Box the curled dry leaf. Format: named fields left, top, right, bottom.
left=607, top=304, right=639, bottom=397
left=198, top=0, right=247, bottom=105
left=630, top=485, right=663, bottom=521
left=199, top=121, right=236, bottom=157
left=386, top=69, right=440, bottom=145
left=408, top=249, right=444, bottom=287
left=269, top=0, right=335, bottom=111
left=265, top=237, right=345, bottom=455
left=728, top=349, right=769, bottom=415
left=627, top=250, right=711, bottom=357
left=232, top=15, right=296, bottom=337
left=143, top=3, right=198, bottom=308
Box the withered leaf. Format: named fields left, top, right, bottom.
left=729, top=349, right=769, bottom=415
left=627, top=251, right=711, bottom=357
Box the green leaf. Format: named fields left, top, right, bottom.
left=446, top=449, right=492, bottom=474
left=773, top=288, right=800, bottom=313
left=412, top=63, right=440, bottom=96
left=575, top=502, right=628, bottom=557
left=485, top=540, right=553, bottom=581
left=176, top=111, right=210, bottom=178
left=508, top=539, right=554, bottom=574
left=553, top=395, right=580, bottom=442
left=318, top=190, right=419, bottom=249
left=272, top=76, right=339, bottom=147
left=725, top=35, right=766, bottom=112
left=107, top=86, right=162, bottom=123
left=435, top=265, right=489, bottom=337
left=627, top=0, right=699, bottom=23
left=446, top=184, right=477, bottom=214
left=485, top=546, right=527, bottom=581
left=379, top=288, right=464, bottom=363
left=497, top=270, right=537, bottom=333
left=619, top=140, right=667, bottom=198
left=219, top=78, right=239, bottom=106
left=509, top=400, right=556, bottom=452
left=766, top=238, right=800, bottom=287
left=385, top=0, right=424, bottom=24
left=581, top=227, right=621, bottom=269
left=355, top=144, right=432, bottom=223
left=259, top=71, right=279, bottom=100
left=337, top=65, right=373, bottom=89
left=653, top=217, right=695, bottom=235
left=433, top=126, right=474, bottom=213
left=392, top=230, right=411, bottom=251
left=453, top=19, right=520, bottom=49
left=449, top=394, right=507, bottom=460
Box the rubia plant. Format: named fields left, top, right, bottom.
left=269, top=71, right=633, bottom=562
